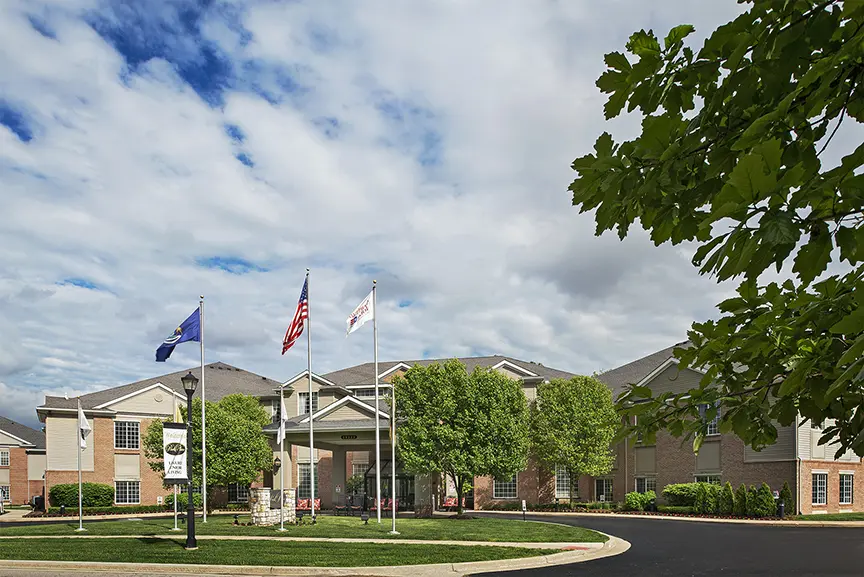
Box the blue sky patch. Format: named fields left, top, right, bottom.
left=398, top=300, right=413, bottom=308
left=27, top=13, right=57, bottom=39
left=225, top=123, right=245, bottom=143
left=0, top=101, right=34, bottom=142
left=58, top=278, right=101, bottom=290
left=235, top=152, right=254, bottom=167
left=313, top=116, right=340, bottom=139
left=196, top=256, right=268, bottom=274
left=373, top=90, right=444, bottom=167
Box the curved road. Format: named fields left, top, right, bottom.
left=482, top=513, right=864, bottom=576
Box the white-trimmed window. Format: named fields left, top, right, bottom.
left=298, top=463, right=319, bottom=499
left=0, top=485, right=9, bottom=501
left=352, top=463, right=369, bottom=478
left=812, top=473, right=828, bottom=505
left=695, top=475, right=722, bottom=485
left=298, top=392, right=319, bottom=415
left=115, top=480, right=140, bottom=505
left=228, top=484, right=250, bottom=503
left=595, top=478, right=613, bottom=501
left=114, top=421, right=140, bottom=449
left=354, top=388, right=376, bottom=398
left=0, top=449, right=9, bottom=467
left=635, top=477, right=656, bottom=494
left=555, top=465, right=576, bottom=499
left=700, top=403, right=720, bottom=436
left=840, top=474, right=853, bottom=505
left=493, top=475, right=518, bottom=499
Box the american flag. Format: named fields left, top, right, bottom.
left=282, top=277, right=308, bottom=354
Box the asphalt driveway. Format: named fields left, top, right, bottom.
left=480, top=513, right=864, bottom=576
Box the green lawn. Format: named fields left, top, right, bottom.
left=0, top=537, right=556, bottom=567
left=1, top=514, right=606, bottom=543
left=793, top=512, right=864, bottom=521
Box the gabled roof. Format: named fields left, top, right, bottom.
left=37, top=362, right=282, bottom=414
left=0, top=415, right=46, bottom=449
left=298, top=395, right=390, bottom=423
left=322, top=355, right=575, bottom=387
left=597, top=341, right=692, bottom=397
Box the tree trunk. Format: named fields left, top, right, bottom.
left=568, top=468, right=575, bottom=509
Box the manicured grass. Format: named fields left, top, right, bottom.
left=1, top=514, right=607, bottom=543
left=793, top=512, right=864, bottom=521
left=0, top=537, right=555, bottom=567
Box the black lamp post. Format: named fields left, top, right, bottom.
left=181, top=371, right=198, bottom=550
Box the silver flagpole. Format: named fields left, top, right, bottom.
left=200, top=296, right=207, bottom=523
left=307, top=269, right=315, bottom=520
left=373, top=281, right=381, bottom=523
left=76, top=398, right=84, bottom=532
left=390, top=385, right=398, bottom=534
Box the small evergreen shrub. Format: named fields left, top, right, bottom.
left=779, top=481, right=794, bottom=515
left=694, top=483, right=708, bottom=514
left=753, top=483, right=777, bottom=517
left=746, top=486, right=758, bottom=517
left=720, top=482, right=735, bottom=515
left=734, top=484, right=748, bottom=516
left=705, top=483, right=720, bottom=514
left=49, top=483, right=114, bottom=507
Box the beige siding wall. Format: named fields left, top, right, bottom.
left=27, top=454, right=46, bottom=480
left=496, top=367, right=526, bottom=380
left=46, top=416, right=94, bottom=471
left=0, top=431, right=25, bottom=446
left=296, top=446, right=320, bottom=463
left=798, top=417, right=861, bottom=463
left=317, top=391, right=338, bottom=410
left=107, top=387, right=177, bottom=416
left=320, top=403, right=370, bottom=421
left=645, top=364, right=704, bottom=396
left=744, top=424, right=796, bottom=462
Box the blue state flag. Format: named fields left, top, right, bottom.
left=156, top=309, right=200, bottom=362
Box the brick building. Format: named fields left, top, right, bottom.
left=0, top=415, right=46, bottom=505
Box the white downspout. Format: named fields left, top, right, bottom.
left=795, top=415, right=801, bottom=515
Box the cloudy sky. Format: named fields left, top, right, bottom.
left=0, top=0, right=749, bottom=428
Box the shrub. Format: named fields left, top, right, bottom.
left=705, top=483, right=720, bottom=514
left=720, top=482, right=735, bottom=515
left=662, top=483, right=701, bottom=506
left=623, top=490, right=655, bottom=511
left=657, top=505, right=694, bottom=514
left=752, top=483, right=777, bottom=517
left=164, top=492, right=204, bottom=509
left=49, top=483, right=114, bottom=507
left=694, top=483, right=708, bottom=514
left=779, top=481, right=795, bottom=515
left=734, top=484, right=748, bottom=516
left=40, top=505, right=169, bottom=516
left=746, top=486, right=758, bottom=517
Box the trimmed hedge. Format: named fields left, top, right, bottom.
left=662, top=483, right=702, bottom=506
left=657, top=505, right=694, bottom=514
left=49, top=483, right=114, bottom=507
left=34, top=505, right=171, bottom=517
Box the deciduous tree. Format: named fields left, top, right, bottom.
left=530, top=376, right=618, bottom=504
left=569, top=0, right=864, bottom=456
left=393, top=360, right=530, bottom=515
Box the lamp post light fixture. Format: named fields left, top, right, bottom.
left=181, top=371, right=199, bottom=550
left=273, top=456, right=281, bottom=473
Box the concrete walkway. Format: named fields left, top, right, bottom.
left=0, top=533, right=630, bottom=576
left=477, top=509, right=864, bottom=527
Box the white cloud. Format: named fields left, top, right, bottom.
left=0, top=0, right=748, bottom=428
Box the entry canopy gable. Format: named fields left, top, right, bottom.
left=299, top=395, right=389, bottom=423
left=280, top=369, right=338, bottom=390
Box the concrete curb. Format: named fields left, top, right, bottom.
left=477, top=509, right=864, bottom=527
left=0, top=535, right=630, bottom=576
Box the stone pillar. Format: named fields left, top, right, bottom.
left=414, top=473, right=435, bottom=517
left=331, top=446, right=346, bottom=507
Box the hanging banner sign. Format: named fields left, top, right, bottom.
left=163, top=423, right=188, bottom=484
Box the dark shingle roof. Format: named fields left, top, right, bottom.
left=322, top=355, right=576, bottom=386
left=38, top=362, right=282, bottom=412
left=0, top=415, right=46, bottom=449
left=597, top=341, right=691, bottom=397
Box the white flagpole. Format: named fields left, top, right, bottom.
left=76, top=398, right=84, bottom=532
left=279, top=392, right=286, bottom=531
left=307, top=269, right=315, bottom=520
left=390, top=385, right=398, bottom=534
left=200, top=296, right=207, bottom=523
left=373, top=281, right=381, bottom=523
